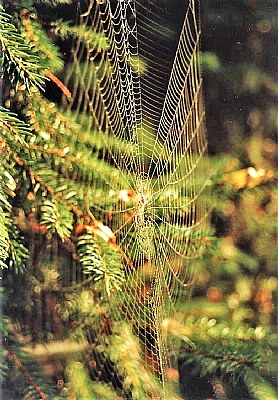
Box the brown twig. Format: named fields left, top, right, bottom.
left=45, top=71, right=72, bottom=99
left=3, top=342, right=47, bottom=400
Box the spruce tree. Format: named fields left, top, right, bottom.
left=1, top=1, right=277, bottom=399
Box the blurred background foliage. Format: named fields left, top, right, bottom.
left=202, top=0, right=277, bottom=157
left=1, top=0, right=277, bottom=399
left=179, top=0, right=278, bottom=398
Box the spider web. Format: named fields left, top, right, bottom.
left=64, top=0, right=209, bottom=393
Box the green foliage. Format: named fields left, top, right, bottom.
left=0, top=164, right=29, bottom=272
left=21, top=17, right=63, bottom=73
left=58, top=287, right=102, bottom=336
left=34, top=0, right=71, bottom=5
left=0, top=6, right=46, bottom=90
left=10, top=0, right=71, bottom=8
left=6, top=221, right=29, bottom=273
left=40, top=199, right=74, bottom=241
left=77, top=233, right=103, bottom=276
left=202, top=52, right=221, bottom=72
left=24, top=89, right=132, bottom=193
left=51, top=19, right=109, bottom=51
left=0, top=105, right=33, bottom=146
left=103, top=322, right=162, bottom=400
left=0, top=312, right=9, bottom=382
left=77, top=233, right=125, bottom=296
left=177, top=315, right=277, bottom=399
left=0, top=211, right=10, bottom=269
left=179, top=160, right=277, bottom=398
left=4, top=349, right=64, bottom=399
left=0, top=311, right=63, bottom=399
left=89, top=381, right=119, bottom=400
left=0, top=166, right=14, bottom=271
left=244, top=369, right=278, bottom=400
left=180, top=338, right=266, bottom=379
left=1, top=1, right=277, bottom=400
left=67, top=361, right=118, bottom=400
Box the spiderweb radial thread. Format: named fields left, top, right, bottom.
left=64, top=0, right=209, bottom=393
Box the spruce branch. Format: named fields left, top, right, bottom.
left=51, top=19, right=109, bottom=51
left=24, top=91, right=136, bottom=183
left=5, top=218, right=29, bottom=273
left=244, top=368, right=278, bottom=400
left=180, top=345, right=257, bottom=369
left=0, top=316, right=9, bottom=381
left=173, top=315, right=277, bottom=398
left=20, top=14, right=63, bottom=73
left=21, top=93, right=132, bottom=199
left=28, top=143, right=129, bottom=190
left=3, top=342, right=47, bottom=400
left=77, top=232, right=125, bottom=296
left=179, top=333, right=276, bottom=392
left=0, top=6, right=46, bottom=90
left=3, top=139, right=134, bottom=273
left=0, top=167, right=15, bottom=209
left=33, top=0, right=72, bottom=5
left=0, top=106, right=33, bottom=146
left=40, top=199, right=74, bottom=242
left=0, top=107, right=135, bottom=272
left=103, top=322, right=163, bottom=400
left=1, top=320, right=64, bottom=399
left=2, top=137, right=84, bottom=217
left=20, top=16, right=72, bottom=98
left=0, top=164, right=28, bottom=272
left=11, top=0, right=71, bottom=8
left=0, top=211, right=10, bottom=269
left=67, top=361, right=118, bottom=400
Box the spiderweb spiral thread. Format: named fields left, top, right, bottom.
left=63, top=0, right=210, bottom=393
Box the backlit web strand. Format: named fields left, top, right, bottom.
left=64, top=0, right=209, bottom=394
